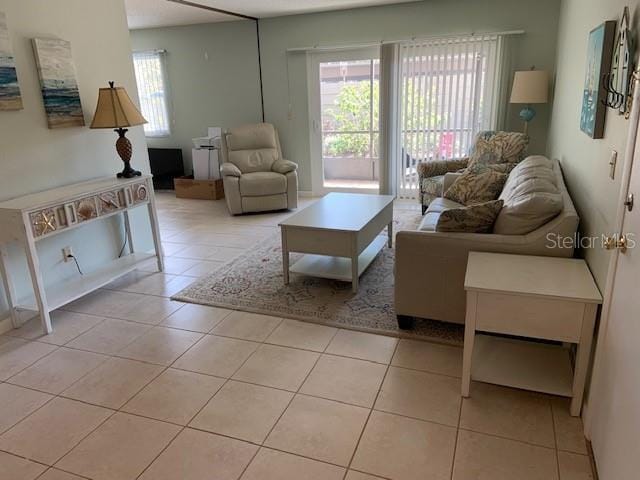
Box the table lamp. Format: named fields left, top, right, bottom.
left=90, top=82, right=148, bottom=178
left=510, top=69, right=549, bottom=134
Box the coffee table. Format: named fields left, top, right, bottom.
left=279, top=193, right=394, bottom=292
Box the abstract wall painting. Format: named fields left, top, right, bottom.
left=580, top=21, right=616, bottom=139
left=32, top=37, right=85, bottom=128
left=0, top=11, right=23, bottom=111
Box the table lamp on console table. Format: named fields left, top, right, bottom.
left=90, top=81, right=148, bottom=178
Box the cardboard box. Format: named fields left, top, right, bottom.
left=174, top=176, right=224, bottom=200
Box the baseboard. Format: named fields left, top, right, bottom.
left=0, top=315, right=13, bottom=335
left=298, top=190, right=315, bottom=197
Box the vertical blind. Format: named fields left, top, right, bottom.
left=132, top=50, right=171, bottom=137
left=397, top=34, right=508, bottom=198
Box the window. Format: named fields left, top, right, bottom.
left=397, top=35, right=507, bottom=197
left=132, top=50, right=170, bottom=137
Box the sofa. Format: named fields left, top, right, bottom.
left=395, top=155, right=579, bottom=328
left=220, top=123, right=298, bottom=215
left=418, top=131, right=529, bottom=214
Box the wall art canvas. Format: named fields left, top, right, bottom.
left=32, top=37, right=85, bottom=128
left=0, top=11, right=23, bottom=111
left=580, top=21, right=616, bottom=139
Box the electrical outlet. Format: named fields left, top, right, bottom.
left=62, top=246, right=73, bottom=262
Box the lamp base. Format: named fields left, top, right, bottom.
left=117, top=161, right=142, bottom=178
left=519, top=106, right=536, bottom=135
left=114, top=128, right=141, bottom=179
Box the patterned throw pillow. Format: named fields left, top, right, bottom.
left=444, top=168, right=507, bottom=205
left=436, top=200, right=504, bottom=233
left=467, top=132, right=529, bottom=170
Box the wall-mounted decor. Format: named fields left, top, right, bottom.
left=580, top=21, right=616, bottom=139
left=0, top=11, right=23, bottom=111
left=32, top=37, right=85, bottom=128
left=604, top=6, right=635, bottom=117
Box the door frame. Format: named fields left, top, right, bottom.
left=307, top=47, right=381, bottom=196
left=584, top=74, right=640, bottom=437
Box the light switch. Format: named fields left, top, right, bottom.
left=610, top=150, right=617, bottom=179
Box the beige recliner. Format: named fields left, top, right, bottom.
left=220, top=123, right=298, bottom=215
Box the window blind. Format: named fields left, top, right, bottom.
left=132, top=50, right=171, bottom=137
left=397, top=34, right=508, bottom=198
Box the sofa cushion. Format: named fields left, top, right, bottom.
left=444, top=168, right=507, bottom=205
left=417, top=212, right=441, bottom=232
left=226, top=123, right=278, bottom=151
left=436, top=200, right=504, bottom=233
left=467, top=131, right=529, bottom=169
left=229, top=148, right=279, bottom=173
left=426, top=197, right=465, bottom=214
left=239, top=171, right=287, bottom=196
left=494, top=155, right=564, bottom=235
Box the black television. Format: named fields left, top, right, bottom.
left=148, top=148, right=184, bottom=190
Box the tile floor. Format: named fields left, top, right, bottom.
left=0, top=193, right=594, bottom=480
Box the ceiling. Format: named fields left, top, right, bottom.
left=126, top=0, right=422, bottom=29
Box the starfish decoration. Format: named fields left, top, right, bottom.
left=34, top=211, right=56, bottom=235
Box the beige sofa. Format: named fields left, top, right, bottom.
left=395, top=156, right=579, bottom=328
left=220, top=123, right=298, bottom=215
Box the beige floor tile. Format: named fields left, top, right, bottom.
left=7, top=310, right=104, bottom=345
left=266, top=319, right=337, bottom=352
left=265, top=394, right=369, bottom=466
left=122, top=368, right=224, bottom=425
left=211, top=311, right=282, bottom=341
left=452, top=430, right=558, bottom=480
left=37, top=468, right=86, bottom=480
left=552, top=397, right=588, bottom=454
left=161, top=303, right=230, bottom=332
left=65, top=317, right=150, bottom=355
left=345, top=471, right=385, bottom=480
left=241, top=448, right=345, bottom=480
left=0, top=451, right=47, bottom=479
left=147, top=256, right=200, bottom=275
left=0, top=397, right=112, bottom=465
left=62, top=357, right=163, bottom=409
left=300, top=354, right=386, bottom=407
left=180, top=259, right=224, bottom=277
left=375, top=366, right=460, bottom=426
left=191, top=380, right=293, bottom=443
left=173, top=334, right=259, bottom=377
left=460, top=382, right=555, bottom=448
left=558, top=451, right=594, bottom=480
left=113, top=272, right=194, bottom=297
left=325, top=329, right=398, bottom=364
left=117, top=326, right=202, bottom=365
left=172, top=244, right=219, bottom=260
left=207, top=245, right=245, bottom=262
left=0, top=337, right=58, bottom=380
left=63, top=289, right=141, bottom=318
left=352, top=411, right=457, bottom=480
left=233, top=344, right=319, bottom=391
left=391, top=339, right=463, bottom=377
left=9, top=347, right=108, bottom=394
left=57, top=412, right=180, bottom=480
left=0, top=383, right=52, bottom=434
left=139, top=428, right=257, bottom=480
left=117, top=294, right=183, bottom=324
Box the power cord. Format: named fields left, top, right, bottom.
left=118, top=235, right=128, bottom=258
left=66, top=254, right=84, bottom=276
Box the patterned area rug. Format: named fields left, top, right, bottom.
left=173, top=210, right=464, bottom=344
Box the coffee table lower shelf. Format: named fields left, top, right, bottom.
left=289, top=236, right=387, bottom=282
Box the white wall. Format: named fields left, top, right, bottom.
left=0, top=0, right=151, bottom=323
left=130, top=21, right=263, bottom=174
left=547, top=0, right=638, bottom=289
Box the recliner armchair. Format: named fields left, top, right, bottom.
left=220, top=123, right=298, bottom=215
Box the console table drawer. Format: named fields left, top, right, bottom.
left=475, top=292, right=584, bottom=342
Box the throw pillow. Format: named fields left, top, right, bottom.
left=436, top=200, right=504, bottom=233
left=444, top=168, right=507, bottom=205
left=468, top=131, right=529, bottom=168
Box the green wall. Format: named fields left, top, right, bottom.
left=130, top=21, right=263, bottom=173
left=258, top=0, right=561, bottom=190
left=547, top=0, right=638, bottom=289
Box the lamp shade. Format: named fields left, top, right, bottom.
left=90, top=83, right=147, bottom=129
left=510, top=70, right=549, bottom=104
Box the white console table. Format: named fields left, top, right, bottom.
left=0, top=175, right=164, bottom=334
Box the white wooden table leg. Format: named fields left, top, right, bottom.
left=23, top=230, right=52, bottom=334
left=123, top=211, right=135, bottom=255
left=146, top=185, right=164, bottom=272
left=571, top=303, right=598, bottom=416
left=462, top=291, right=478, bottom=397
left=0, top=244, right=20, bottom=328
left=281, top=228, right=289, bottom=285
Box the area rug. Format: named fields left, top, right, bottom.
left=172, top=210, right=464, bottom=344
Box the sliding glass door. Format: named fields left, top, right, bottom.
left=308, top=48, right=380, bottom=194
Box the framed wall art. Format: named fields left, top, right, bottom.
left=0, top=11, right=23, bottom=111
